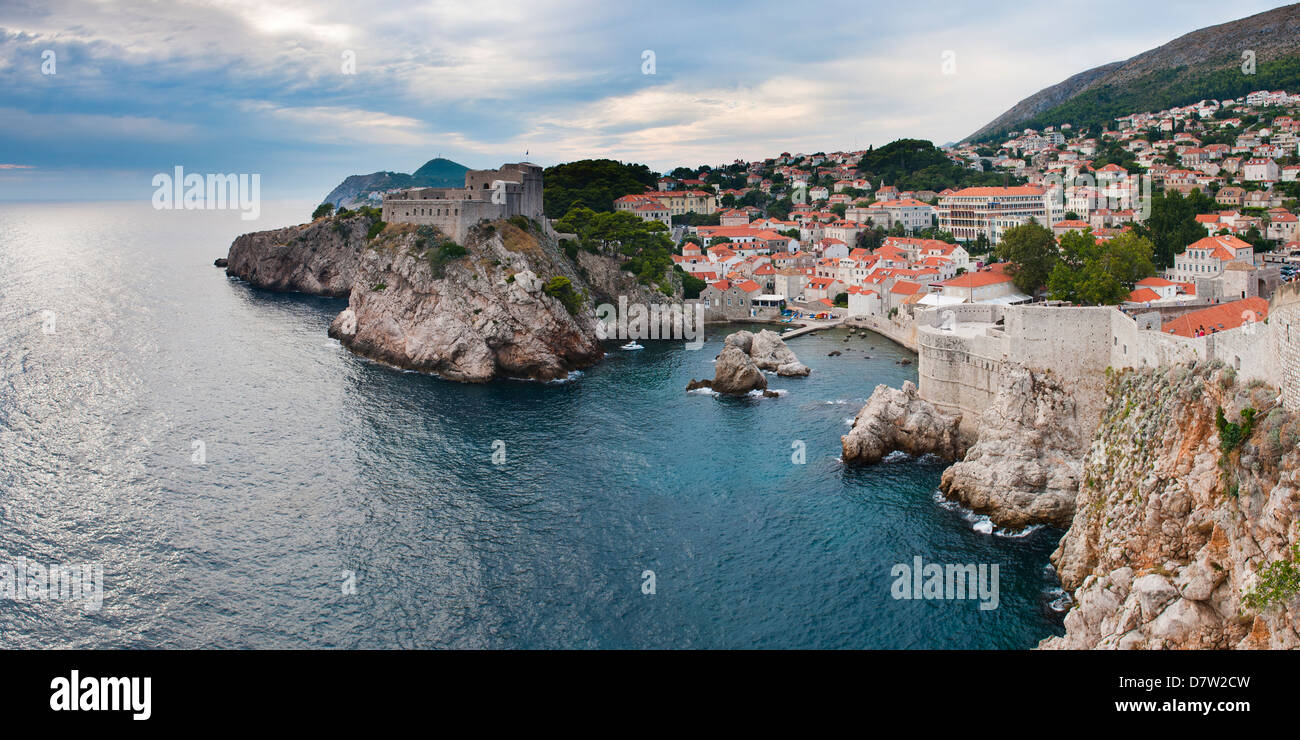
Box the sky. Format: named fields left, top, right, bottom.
left=0, top=0, right=1293, bottom=201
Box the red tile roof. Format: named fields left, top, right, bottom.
left=941, top=271, right=1014, bottom=288
left=1161, top=297, right=1269, bottom=338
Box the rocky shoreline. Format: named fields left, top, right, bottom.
left=1042, top=363, right=1300, bottom=649
left=842, top=357, right=1300, bottom=649
left=222, top=213, right=661, bottom=382
left=224, top=213, right=1299, bottom=648
left=326, top=221, right=603, bottom=382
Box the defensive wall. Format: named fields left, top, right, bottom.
left=915, top=297, right=1289, bottom=438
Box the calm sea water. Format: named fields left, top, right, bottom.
left=0, top=201, right=1065, bottom=648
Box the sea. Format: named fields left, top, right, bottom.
left=0, top=201, right=1066, bottom=648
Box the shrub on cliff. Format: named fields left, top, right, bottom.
left=542, top=275, right=586, bottom=315
left=556, top=205, right=675, bottom=287
left=417, top=226, right=468, bottom=278
left=312, top=203, right=335, bottom=220
left=1243, top=543, right=1300, bottom=611
left=678, top=269, right=705, bottom=300
left=1216, top=406, right=1257, bottom=453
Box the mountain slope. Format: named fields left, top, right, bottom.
left=322, top=157, right=469, bottom=209
left=966, top=4, right=1300, bottom=142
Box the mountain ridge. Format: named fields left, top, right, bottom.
left=965, top=4, right=1300, bottom=142
left=322, top=157, right=469, bottom=209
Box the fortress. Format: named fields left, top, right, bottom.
left=915, top=285, right=1300, bottom=437
left=381, top=162, right=544, bottom=243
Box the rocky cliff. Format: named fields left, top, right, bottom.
left=222, top=211, right=679, bottom=382
left=225, top=212, right=373, bottom=297
left=939, top=368, right=1087, bottom=529
left=1041, top=362, right=1300, bottom=649
left=748, top=329, right=811, bottom=377
left=327, top=220, right=603, bottom=382
left=574, top=248, right=675, bottom=308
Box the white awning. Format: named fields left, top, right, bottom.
left=917, top=294, right=967, bottom=306
left=977, top=293, right=1034, bottom=305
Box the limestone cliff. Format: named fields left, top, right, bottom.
left=328, top=221, right=602, bottom=382
left=1041, top=363, right=1300, bottom=649
left=223, top=211, right=688, bottom=382
left=574, top=249, right=677, bottom=308
left=939, top=368, right=1087, bottom=529
left=225, top=212, right=373, bottom=297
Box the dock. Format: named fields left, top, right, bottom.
left=780, top=317, right=844, bottom=339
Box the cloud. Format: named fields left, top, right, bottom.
left=0, top=0, right=1291, bottom=199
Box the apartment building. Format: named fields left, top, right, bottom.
left=936, top=186, right=1054, bottom=243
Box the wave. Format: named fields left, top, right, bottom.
left=931, top=490, right=1045, bottom=538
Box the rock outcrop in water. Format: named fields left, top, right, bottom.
left=749, top=329, right=811, bottom=377
left=686, top=329, right=811, bottom=395
left=841, top=381, right=966, bottom=463
left=938, top=368, right=1087, bottom=529
left=327, top=221, right=602, bottom=382
left=687, top=331, right=768, bottom=395
left=1040, top=363, right=1300, bottom=649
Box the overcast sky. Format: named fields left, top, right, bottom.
left=0, top=0, right=1291, bottom=201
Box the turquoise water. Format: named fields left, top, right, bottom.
left=0, top=201, right=1065, bottom=648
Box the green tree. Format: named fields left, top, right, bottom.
left=678, top=269, right=705, bottom=300
left=542, top=159, right=658, bottom=217
left=1132, top=189, right=1209, bottom=269
left=554, top=205, right=675, bottom=288
left=857, top=138, right=1022, bottom=190
left=312, top=203, right=335, bottom=220
left=1046, top=229, right=1155, bottom=305
left=994, top=220, right=1057, bottom=295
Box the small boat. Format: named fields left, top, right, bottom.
left=620, top=341, right=644, bottom=350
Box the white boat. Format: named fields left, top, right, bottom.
left=620, top=341, right=644, bottom=350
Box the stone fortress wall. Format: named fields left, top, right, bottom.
left=381, top=162, right=544, bottom=243
left=916, top=292, right=1295, bottom=438
left=1271, top=281, right=1300, bottom=410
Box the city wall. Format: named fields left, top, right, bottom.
left=844, top=314, right=918, bottom=352
left=1271, top=282, right=1300, bottom=410
left=915, top=297, right=1290, bottom=439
